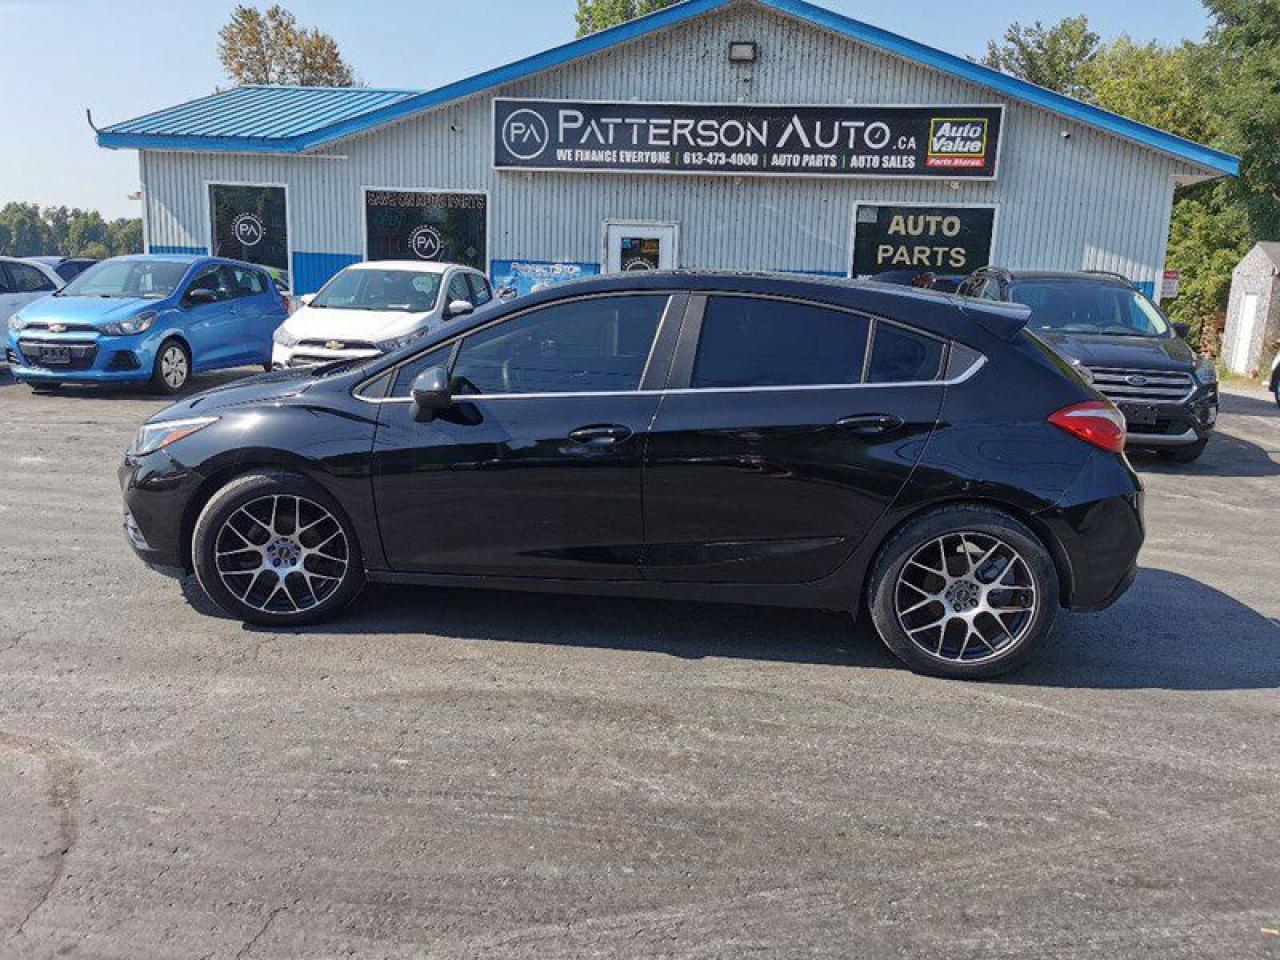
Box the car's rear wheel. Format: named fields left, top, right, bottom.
left=867, top=506, right=1060, bottom=680
left=192, top=471, right=365, bottom=627
left=149, top=338, right=191, bottom=394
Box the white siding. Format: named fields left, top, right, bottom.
left=137, top=2, right=1201, bottom=290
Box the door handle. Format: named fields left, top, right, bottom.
left=569, top=424, right=633, bottom=445
left=835, top=413, right=905, bottom=435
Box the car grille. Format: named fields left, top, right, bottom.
left=297, top=339, right=378, bottom=352
left=22, top=321, right=99, bottom=334
left=16, top=339, right=99, bottom=371
left=1086, top=367, right=1194, bottom=404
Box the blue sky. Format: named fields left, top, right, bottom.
left=0, top=0, right=1211, bottom=219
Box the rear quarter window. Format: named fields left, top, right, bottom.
left=866, top=323, right=945, bottom=383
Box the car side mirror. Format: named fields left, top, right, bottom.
left=411, top=365, right=453, bottom=421
left=298, top=293, right=315, bottom=307
left=444, top=299, right=474, bottom=320
left=1172, top=322, right=1191, bottom=340
left=186, top=288, right=218, bottom=306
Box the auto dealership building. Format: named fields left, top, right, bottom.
left=95, top=0, right=1238, bottom=297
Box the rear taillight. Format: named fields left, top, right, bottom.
left=1048, top=400, right=1127, bottom=453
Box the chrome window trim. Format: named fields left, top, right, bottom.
left=353, top=287, right=984, bottom=405
left=355, top=355, right=986, bottom=404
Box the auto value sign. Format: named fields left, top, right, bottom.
left=493, top=98, right=1003, bottom=179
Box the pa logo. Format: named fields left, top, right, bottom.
left=231, top=213, right=265, bottom=247
left=502, top=108, right=550, bottom=161
left=409, top=225, right=443, bottom=260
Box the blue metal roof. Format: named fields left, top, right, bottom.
left=96, top=0, right=1238, bottom=177
left=97, top=85, right=420, bottom=152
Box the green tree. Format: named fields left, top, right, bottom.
left=981, top=16, right=1100, bottom=98
left=1082, top=38, right=1214, bottom=141
left=67, top=211, right=109, bottom=256
left=217, top=4, right=358, bottom=86
left=575, top=0, right=679, bottom=37
left=1200, top=0, right=1280, bottom=239
left=108, top=218, right=144, bottom=256
left=0, top=202, right=49, bottom=257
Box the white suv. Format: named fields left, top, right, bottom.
left=271, top=261, right=493, bottom=368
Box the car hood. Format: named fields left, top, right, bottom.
left=150, top=367, right=323, bottom=422
left=17, top=295, right=161, bottom=326
left=1035, top=330, right=1195, bottom=371
left=284, top=306, right=432, bottom=343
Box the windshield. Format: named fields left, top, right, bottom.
left=59, top=259, right=189, bottom=299
left=1009, top=280, right=1171, bottom=338
left=310, top=268, right=442, bottom=313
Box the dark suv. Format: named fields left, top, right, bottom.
left=119, top=272, right=1143, bottom=680
left=959, top=269, right=1218, bottom=462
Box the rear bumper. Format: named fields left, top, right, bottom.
left=1037, top=452, right=1145, bottom=612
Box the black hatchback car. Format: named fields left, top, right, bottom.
left=120, top=272, right=1143, bottom=679
left=958, top=269, right=1218, bottom=462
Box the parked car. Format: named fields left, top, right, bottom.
left=0, top=256, right=62, bottom=334
left=958, top=268, right=1218, bottom=462
left=119, top=271, right=1143, bottom=680
left=271, top=261, right=493, bottom=368
left=6, top=255, right=287, bottom=394
left=24, top=256, right=99, bottom=283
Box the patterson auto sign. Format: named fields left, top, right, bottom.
left=493, top=98, right=1004, bottom=179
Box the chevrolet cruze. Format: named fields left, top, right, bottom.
left=119, top=272, right=1143, bottom=679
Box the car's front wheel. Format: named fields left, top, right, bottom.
left=150, top=338, right=191, bottom=394
left=192, top=471, right=365, bottom=626
left=867, top=506, right=1060, bottom=680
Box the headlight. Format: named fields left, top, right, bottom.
left=273, top=325, right=299, bottom=348
left=129, top=416, right=219, bottom=456
left=1194, top=356, right=1218, bottom=386
left=375, top=331, right=425, bottom=353
left=8, top=313, right=27, bottom=332
left=102, top=311, right=158, bottom=336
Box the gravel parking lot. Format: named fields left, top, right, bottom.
left=0, top=367, right=1277, bottom=960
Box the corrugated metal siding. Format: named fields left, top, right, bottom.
left=142, top=3, right=1198, bottom=292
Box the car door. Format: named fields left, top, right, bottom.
left=642, top=293, right=947, bottom=584
left=370, top=291, right=683, bottom=579
left=223, top=264, right=278, bottom=362
left=178, top=264, right=238, bottom=370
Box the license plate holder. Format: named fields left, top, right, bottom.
left=1120, top=402, right=1159, bottom=428
left=41, top=346, right=71, bottom=365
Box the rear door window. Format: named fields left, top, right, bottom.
left=691, top=296, right=870, bottom=389
left=0, top=265, right=13, bottom=294
left=8, top=262, right=57, bottom=293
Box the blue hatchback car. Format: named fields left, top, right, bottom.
left=6, top=255, right=287, bottom=393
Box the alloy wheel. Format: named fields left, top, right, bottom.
left=213, top=494, right=350, bottom=615
left=161, top=345, right=189, bottom=389
left=893, top=531, right=1038, bottom=664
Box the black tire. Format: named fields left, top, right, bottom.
left=192, top=471, right=365, bottom=627
left=1272, top=378, right=1279, bottom=409
left=149, top=338, right=191, bottom=394
left=1159, top=437, right=1208, bottom=464
left=866, top=505, right=1061, bottom=680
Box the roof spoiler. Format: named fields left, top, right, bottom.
left=956, top=298, right=1032, bottom=341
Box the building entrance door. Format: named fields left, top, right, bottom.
left=604, top=222, right=679, bottom=273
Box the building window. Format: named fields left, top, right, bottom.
left=209, top=184, right=290, bottom=290
left=365, top=190, right=487, bottom=270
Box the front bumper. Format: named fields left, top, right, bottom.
left=8, top=329, right=154, bottom=382
left=1119, top=384, right=1218, bottom=449
left=119, top=450, right=204, bottom=573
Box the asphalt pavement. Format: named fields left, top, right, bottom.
left=0, top=368, right=1277, bottom=959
